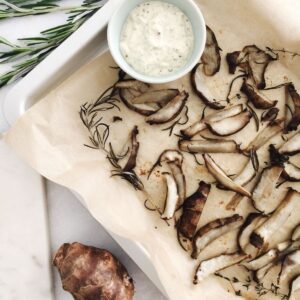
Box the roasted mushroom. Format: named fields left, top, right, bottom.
left=53, top=242, right=134, bottom=300
left=278, top=250, right=300, bottom=284
left=250, top=189, right=300, bottom=250
left=179, top=139, right=240, bottom=153
left=191, top=63, right=225, bottom=110
left=177, top=181, right=211, bottom=239
left=161, top=172, right=179, bottom=220
left=241, top=249, right=278, bottom=271
left=123, top=126, right=139, bottom=172
left=146, top=91, right=188, bottom=124
left=240, top=79, right=277, bottom=109
left=203, top=154, right=251, bottom=197
left=131, top=89, right=179, bottom=105
left=288, top=275, right=300, bottom=299
left=194, top=252, right=248, bottom=284
left=282, top=162, right=300, bottom=182
left=226, top=51, right=241, bottom=74
left=192, top=214, right=243, bottom=259
left=252, top=166, right=284, bottom=214
left=261, top=107, right=279, bottom=122
left=233, top=159, right=257, bottom=187
left=285, top=83, right=300, bottom=132
left=279, top=133, right=300, bottom=156
left=205, top=109, right=252, bottom=136
left=201, top=26, right=221, bottom=76
left=292, top=224, right=300, bottom=241
left=181, top=104, right=243, bottom=138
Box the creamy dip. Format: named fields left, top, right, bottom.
left=120, top=1, right=194, bottom=76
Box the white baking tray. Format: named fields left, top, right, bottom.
left=3, top=0, right=166, bottom=296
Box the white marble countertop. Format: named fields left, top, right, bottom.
left=0, top=2, right=166, bottom=299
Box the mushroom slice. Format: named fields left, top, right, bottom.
left=233, top=159, right=257, bottom=186
left=177, top=181, right=211, bottom=239
left=252, top=166, right=284, bottom=214
left=123, top=126, right=139, bottom=172
left=242, top=45, right=276, bottom=90
left=119, top=88, right=158, bottom=116
left=279, top=133, right=300, bottom=156
left=226, top=51, right=242, bottom=74
left=285, top=83, right=300, bottom=132
left=261, top=107, right=279, bottom=122
left=131, top=89, right=179, bottom=105
left=194, top=252, right=248, bottom=284
left=203, top=154, right=251, bottom=197
left=278, top=250, right=300, bottom=284
left=167, top=161, right=186, bottom=208
left=191, top=63, right=225, bottom=110
left=238, top=214, right=268, bottom=258
left=206, top=109, right=252, bottom=136
left=192, top=214, right=243, bottom=259
left=292, top=224, right=300, bottom=241
left=250, top=189, right=300, bottom=249
left=181, top=104, right=243, bottom=138
left=115, top=79, right=150, bottom=92
left=282, top=162, right=300, bottom=182
left=179, top=139, right=239, bottom=153
left=146, top=91, right=188, bottom=125
left=240, top=79, right=277, bottom=109
left=245, top=118, right=284, bottom=151
left=288, top=275, right=300, bottom=299
left=241, top=249, right=278, bottom=271
left=254, top=262, right=274, bottom=282
left=161, top=172, right=179, bottom=220
left=201, top=26, right=221, bottom=76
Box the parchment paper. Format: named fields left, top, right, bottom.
left=5, top=0, right=300, bottom=299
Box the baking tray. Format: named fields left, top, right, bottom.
left=3, top=0, right=166, bottom=295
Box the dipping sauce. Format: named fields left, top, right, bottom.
left=120, top=1, right=194, bottom=77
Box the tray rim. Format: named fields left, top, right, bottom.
left=3, top=0, right=166, bottom=295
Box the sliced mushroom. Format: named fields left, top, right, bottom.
left=177, top=181, right=211, bottom=239
left=194, top=252, right=248, bottom=284
left=146, top=91, right=188, bottom=125
left=131, top=89, right=179, bottom=106
left=203, top=154, right=251, bottom=197
left=179, top=139, right=239, bottom=153
left=254, top=262, right=274, bottom=282
left=233, top=159, right=257, bottom=186
left=191, top=63, right=225, bottom=110
left=245, top=118, right=284, bottom=151
left=201, top=26, right=221, bottom=76
left=279, top=133, right=300, bottom=156
left=243, top=45, right=277, bottom=89
left=115, top=79, right=150, bottom=92
left=240, top=79, right=277, bottom=109
left=192, top=214, right=243, bottom=259
left=241, top=249, right=278, bottom=271
left=282, top=162, right=300, bottom=182
left=161, top=172, right=179, bottom=220
left=206, top=109, right=252, bottom=136
left=123, top=126, right=139, bottom=172
left=238, top=214, right=268, bottom=258
left=261, top=107, right=279, bottom=122
left=252, top=166, right=284, bottom=214
left=167, top=161, right=186, bottom=208
left=181, top=104, right=243, bottom=138
left=250, top=189, right=300, bottom=249
left=285, top=83, right=300, bottom=132
left=292, top=224, right=300, bottom=241
left=226, top=45, right=276, bottom=89
left=288, top=275, right=300, bottom=299
left=119, top=88, right=158, bottom=116
left=226, top=51, right=241, bottom=74
left=278, top=250, right=300, bottom=284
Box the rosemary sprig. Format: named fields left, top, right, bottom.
left=79, top=81, right=144, bottom=191
left=0, top=0, right=104, bottom=88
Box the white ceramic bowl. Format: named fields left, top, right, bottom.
left=107, top=0, right=206, bottom=84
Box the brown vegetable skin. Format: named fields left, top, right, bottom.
left=53, top=242, right=134, bottom=300
left=240, top=79, right=277, bottom=109
left=177, top=181, right=211, bottom=240
left=191, top=63, right=225, bottom=110
left=285, top=83, right=300, bottom=132
left=201, top=26, right=221, bottom=76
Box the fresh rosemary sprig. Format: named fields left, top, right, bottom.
left=79, top=81, right=144, bottom=191
left=0, top=0, right=104, bottom=88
